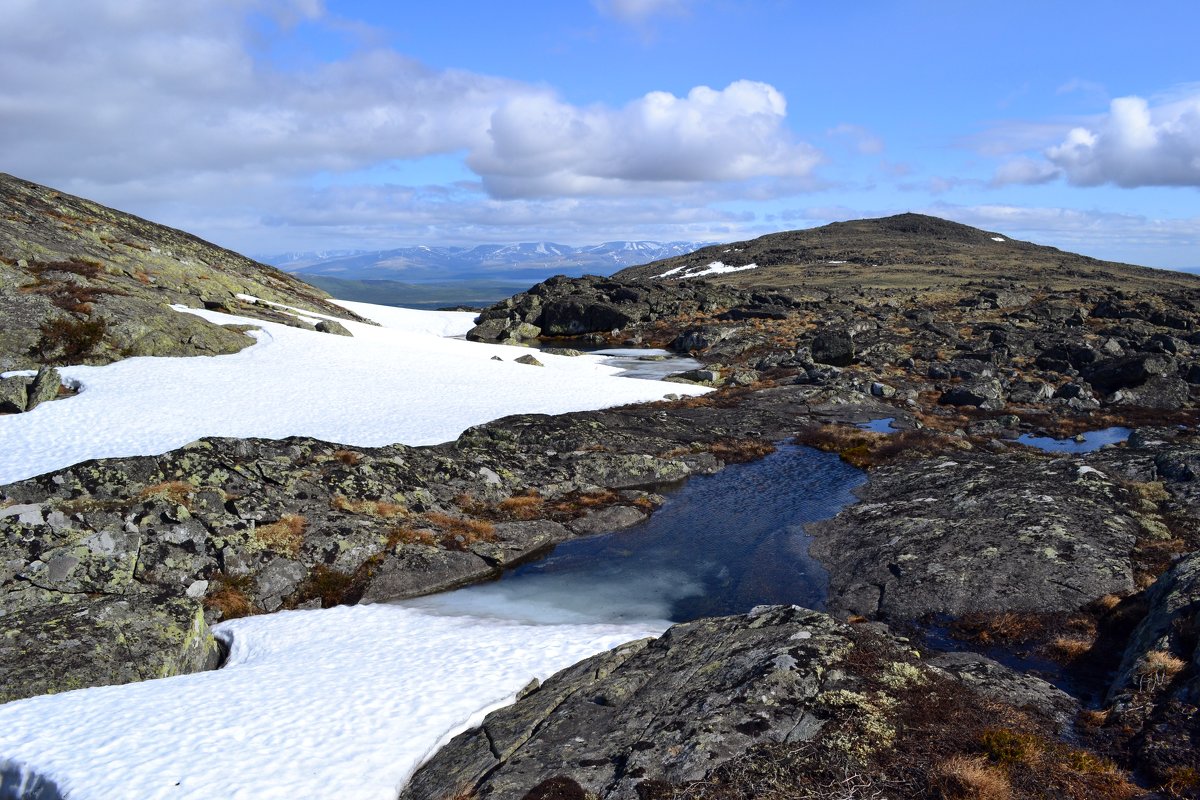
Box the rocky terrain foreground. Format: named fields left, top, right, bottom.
left=2, top=179, right=1199, bottom=798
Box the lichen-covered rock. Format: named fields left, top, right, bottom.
left=1110, top=551, right=1200, bottom=702
left=0, top=172, right=364, bottom=370
left=399, top=606, right=1077, bottom=800
left=0, top=593, right=220, bottom=703
left=807, top=451, right=1141, bottom=620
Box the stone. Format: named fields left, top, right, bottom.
left=1109, top=551, right=1200, bottom=702
left=567, top=505, right=647, bottom=535
left=314, top=319, right=352, bottom=336
left=937, top=379, right=1004, bottom=410
left=401, top=607, right=1075, bottom=800
left=811, top=331, right=854, bottom=366
left=514, top=354, right=544, bottom=367
left=870, top=381, right=896, bottom=398
left=24, top=366, right=62, bottom=411
left=807, top=450, right=1140, bottom=619
left=0, top=375, right=30, bottom=413
left=1085, top=353, right=1176, bottom=395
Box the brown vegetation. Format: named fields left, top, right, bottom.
left=253, top=514, right=307, bottom=556
left=204, top=573, right=255, bottom=620
left=332, top=495, right=407, bottom=519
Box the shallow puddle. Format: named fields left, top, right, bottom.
left=410, top=444, right=867, bottom=624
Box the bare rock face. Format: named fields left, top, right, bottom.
left=807, top=451, right=1142, bottom=620
left=399, top=606, right=1074, bottom=800
left=0, top=172, right=363, bottom=371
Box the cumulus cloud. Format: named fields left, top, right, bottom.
left=992, top=91, right=1200, bottom=188
left=1045, top=94, right=1200, bottom=186
left=0, top=0, right=820, bottom=248
left=470, top=81, right=822, bottom=198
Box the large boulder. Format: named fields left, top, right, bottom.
left=810, top=330, right=854, bottom=366
left=1084, top=353, right=1176, bottom=395
left=937, top=378, right=1005, bottom=410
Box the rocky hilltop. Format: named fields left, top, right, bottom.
left=3, top=198, right=1199, bottom=797
left=0, top=173, right=361, bottom=372
left=614, top=213, right=1200, bottom=293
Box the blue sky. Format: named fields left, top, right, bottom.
left=2, top=0, right=1199, bottom=267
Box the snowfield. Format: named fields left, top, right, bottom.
left=0, top=299, right=698, bottom=798
left=0, top=299, right=707, bottom=484
left=0, top=603, right=665, bottom=800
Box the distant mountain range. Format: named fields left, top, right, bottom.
left=258, top=241, right=714, bottom=282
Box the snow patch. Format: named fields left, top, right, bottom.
left=0, top=604, right=664, bottom=799
left=688, top=261, right=759, bottom=278
left=991, top=237, right=1006, bottom=242
left=0, top=301, right=708, bottom=484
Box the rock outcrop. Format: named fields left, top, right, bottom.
left=401, top=607, right=1110, bottom=800
left=0, top=173, right=363, bottom=371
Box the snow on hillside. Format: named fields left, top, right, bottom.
left=0, top=298, right=697, bottom=799
left=0, top=603, right=665, bottom=800
left=0, top=299, right=707, bottom=484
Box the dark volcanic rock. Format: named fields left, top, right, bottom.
left=810, top=330, right=854, bottom=366
left=1084, top=352, right=1176, bottom=394
left=807, top=450, right=1140, bottom=620
left=937, top=379, right=1005, bottom=410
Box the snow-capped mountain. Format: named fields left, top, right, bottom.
left=258, top=241, right=713, bottom=281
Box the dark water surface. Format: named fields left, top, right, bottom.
left=410, top=445, right=866, bottom=625
left=1018, top=426, right=1131, bottom=453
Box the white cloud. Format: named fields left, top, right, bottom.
left=470, top=81, right=822, bottom=198
left=1045, top=94, right=1200, bottom=186
left=991, top=157, right=1061, bottom=186
left=992, top=91, right=1200, bottom=188
left=0, top=0, right=820, bottom=250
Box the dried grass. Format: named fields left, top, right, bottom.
left=253, top=514, right=307, bottom=556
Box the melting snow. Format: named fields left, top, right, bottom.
left=0, top=300, right=707, bottom=484
left=0, top=603, right=664, bottom=799
left=688, top=261, right=758, bottom=278
left=655, top=264, right=690, bottom=278
left=991, top=237, right=1006, bottom=242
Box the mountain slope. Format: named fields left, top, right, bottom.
left=0, top=174, right=361, bottom=371
left=615, top=213, right=1200, bottom=293
left=267, top=240, right=712, bottom=281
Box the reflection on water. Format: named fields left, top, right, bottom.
left=1018, top=427, right=1130, bottom=454
left=857, top=417, right=896, bottom=434
left=408, top=445, right=866, bottom=625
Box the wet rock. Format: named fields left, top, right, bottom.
left=567, top=505, right=647, bottom=535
